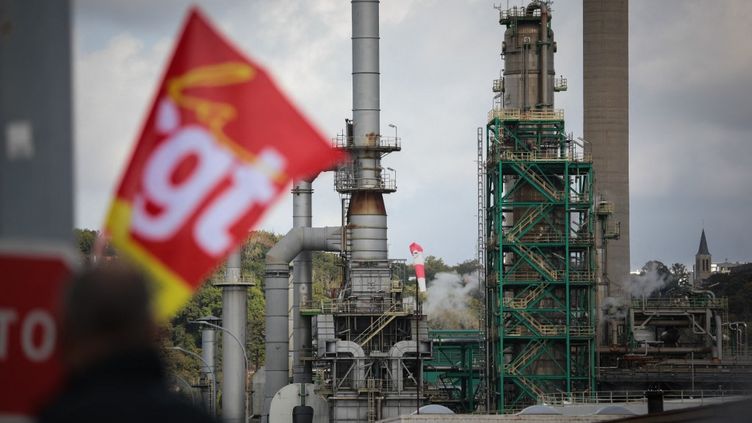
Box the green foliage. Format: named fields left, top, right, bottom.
left=454, top=259, right=480, bottom=276
left=241, top=230, right=280, bottom=286
left=424, top=255, right=451, bottom=281
left=73, top=228, right=98, bottom=258
left=709, top=264, right=752, bottom=322
left=247, top=284, right=265, bottom=370
left=312, top=251, right=343, bottom=300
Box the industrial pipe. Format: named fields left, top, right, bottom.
left=714, top=313, right=723, bottom=360
left=222, top=250, right=247, bottom=423
left=263, top=226, right=341, bottom=422
left=538, top=2, right=550, bottom=108
left=292, top=181, right=314, bottom=384
left=352, top=0, right=381, bottom=188
left=334, top=340, right=366, bottom=389
left=201, top=327, right=217, bottom=415
left=390, top=340, right=419, bottom=392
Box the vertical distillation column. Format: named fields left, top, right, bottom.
left=349, top=0, right=389, bottom=286
left=487, top=1, right=594, bottom=411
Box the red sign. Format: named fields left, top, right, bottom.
left=104, top=8, right=346, bottom=318
left=0, top=241, right=78, bottom=417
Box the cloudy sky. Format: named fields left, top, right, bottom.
left=73, top=0, right=752, bottom=270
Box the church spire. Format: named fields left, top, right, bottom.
left=697, top=229, right=710, bottom=255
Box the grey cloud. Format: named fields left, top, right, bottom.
left=72, top=0, right=752, bottom=269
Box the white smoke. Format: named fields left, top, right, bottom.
left=423, top=272, right=480, bottom=329
left=601, top=296, right=628, bottom=320
left=621, top=262, right=669, bottom=299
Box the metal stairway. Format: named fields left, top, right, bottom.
left=511, top=243, right=557, bottom=281
left=505, top=204, right=550, bottom=242
left=516, top=310, right=565, bottom=336
left=504, top=283, right=548, bottom=309
left=505, top=340, right=544, bottom=374
left=353, top=303, right=404, bottom=347
left=509, top=162, right=561, bottom=201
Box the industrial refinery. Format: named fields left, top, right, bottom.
left=251, top=1, right=752, bottom=421
left=3, top=1, right=751, bottom=423
left=244, top=1, right=752, bottom=421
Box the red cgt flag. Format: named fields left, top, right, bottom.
left=105, top=8, right=345, bottom=319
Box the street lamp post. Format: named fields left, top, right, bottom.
left=192, top=319, right=250, bottom=368
left=388, top=123, right=398, bottom=141
left=168, top=346, right=217, bottom=415
left=192, top=318, right=250, bottom=422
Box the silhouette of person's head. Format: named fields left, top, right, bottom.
left=60, top=263, right=158, bottom=372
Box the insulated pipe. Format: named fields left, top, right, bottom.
left=263, top=227, right=341, bottom=422
left=538, top=2, right=550, bottom=108
left=201, top=328, right=216, bottom=415
left=389, top=340, right=418, bottom=392
left=352, top=0, right=381, bottom=188
left=222, top=250, right=247, bottom=423
left=715, top=313, right=723, bottom=360
left=335, top=340, right=366, bottom=389
left=292, top=181, right=313, bottom=383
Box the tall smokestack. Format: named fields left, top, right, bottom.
left=584, top=0, right=630, bottom=341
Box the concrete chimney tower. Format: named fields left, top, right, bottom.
left=584, top=0, right=630, bottom=344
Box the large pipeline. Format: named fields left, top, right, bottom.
left=263, top=226, right=341, bottom=422
left=291, top=181, right=314, bottom=383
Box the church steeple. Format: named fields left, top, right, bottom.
left=697, top=229, right=710, bottom=255
left=695, top=228, right=712, bottom=284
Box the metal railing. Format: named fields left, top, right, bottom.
left=488, top=108, right=564, bottom=123
left=500, top=6, right=541, bottom=21
left=540, top=389, right=752, bottom=406
left=631, top=297, right=728, bottom=310
left=334, top=165, right=397, bottom=192
left=333, top=134, right=401, bottom=152
left=300, top=298, right=409, bottom=316
left=554, top=77, right=568, bottom=92
left=502, top=270, right=595, bottom=283
left=499, top=149, right=591, bottom=163
left=493, top=78, right=503, bottom=93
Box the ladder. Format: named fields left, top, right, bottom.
left=476, top=127, right=489, bottom=412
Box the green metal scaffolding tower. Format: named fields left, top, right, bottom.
left=485, top=109, right=596, bottom=412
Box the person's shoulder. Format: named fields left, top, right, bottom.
left=38, top=384, right=217, bottom=423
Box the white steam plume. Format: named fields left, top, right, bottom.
left=423, top=272, right=480, bottom=329
left=622, top=262, right=669, bottom=299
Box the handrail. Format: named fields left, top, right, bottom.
left=334, top=164, right=397, bottom=192
left=540, top=389, right=752, bottom=406
left=499, top=150, right=591, bottom=163
left=488, top=108, right=564, bottom=123
left=333, top=134, right=401, bottom=151
left=631, top=297, right=728, bottom=310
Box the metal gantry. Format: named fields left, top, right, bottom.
left=485, top=111, right=596, bottom=412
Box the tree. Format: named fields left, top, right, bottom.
left=73, top=228, right=97, bottom=258
left=708, top=264, right=752, bottom=322
left=453, top=259, right=480, bottom=276
left=670, top=263, right=690, bottom=289
left=424, top=255, right=451, bottom=282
